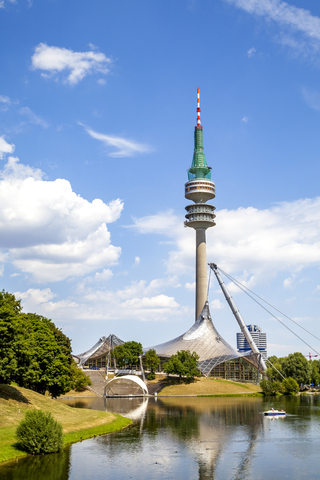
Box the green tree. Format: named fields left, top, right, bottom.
left=16, top=313, right=72, bottom=397
left=0, top=291, right=22, bottom=384
left=163, top=350, right=200, bottom=381
left=259, top=379, right=281, bottom=395
left=144, top=349, right=160, bottom=379
left=266, top=355, right=285, bottom=381
left=70, top=361, right=92, bottom=391
left=0, top=291, right=73, bottom=397
left=310, top=361, right=320, bottom=386
left=281, top=377, right=299, bottom=395
left=113, top=341, right=143, bottom=368
left=282, top=352, right=311, bottom=385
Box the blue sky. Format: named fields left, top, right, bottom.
left=1, top=0, right=320, bottom=358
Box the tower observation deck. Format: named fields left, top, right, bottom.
left=185, top=89, right=216, bottom=320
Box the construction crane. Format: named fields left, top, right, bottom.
left=305, top=353, right=319, bottom=360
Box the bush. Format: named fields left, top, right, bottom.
left=70, top=361, right=92, bottom=391
left=260, top=377, right=299, bottom=396
left=16, top=409, right=63, bottom=454
left=260, top=379, right=281, bottom=396
left=148, top=372, right=156, bottom=380
left=281, top=377, right=299, bottom=395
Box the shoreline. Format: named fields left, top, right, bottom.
left=0, top=385, right=132, bottom=465
left=0, top=415, right=132, bottom=465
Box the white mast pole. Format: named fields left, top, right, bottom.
left=209, top=263, right=267, bottom=372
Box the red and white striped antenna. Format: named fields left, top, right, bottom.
left=197, top=88, right=201, bottom=126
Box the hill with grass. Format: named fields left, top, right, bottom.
left=157, top=377, right=263, bottom=396
left=0, top=385, right=131, bottom=464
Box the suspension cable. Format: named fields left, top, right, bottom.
left=215, top=266, right=320, bottom=357
left=265, top=358, right=285, bottom=379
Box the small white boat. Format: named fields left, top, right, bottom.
left=264, top=408, right=285, bottom=416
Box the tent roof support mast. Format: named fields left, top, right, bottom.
left=209, top=263, right=267, bottom=372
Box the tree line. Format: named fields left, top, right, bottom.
left=266, top=352, right=319, bottom=386
left=0, top=290, right=90, bottom=397
left=259, top=352, right=320, bottom=396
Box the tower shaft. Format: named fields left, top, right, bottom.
left=196, top=229, right=208, bottom=320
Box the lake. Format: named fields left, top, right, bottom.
left=1, top=394, right=320, bottom=479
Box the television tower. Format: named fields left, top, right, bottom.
left=185, top=89, right=216, bottom=320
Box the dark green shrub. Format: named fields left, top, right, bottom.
left=70, top=361, right=92, bottom=391
left=148, top=372, right=156, bottom=380
left=260, top=379, right=281, bottom=395
left=16, top=409, right=63, bottom=454
left=281, top=377, right=299, bottom=395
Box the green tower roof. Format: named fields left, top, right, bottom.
left=188, top=125, right=211, bottom=181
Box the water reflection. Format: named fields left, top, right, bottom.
left=2, top=395, right=320, bottom=479
left=0, top=447, right=71, bottom=480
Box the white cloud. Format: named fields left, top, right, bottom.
left=16, top=278, right=182, bottom=324
left=131, top=197, right=320, bottom=288
left=97, top=78, right=106, bottom=85
left=247, top=47, right=256, bottom=57
left=0, top=152, right=123, bottom=282
left=224, top=0, right=320, bottom=61
left=224, top=0, right=320, bottom=40
left=134, top=256, right=141, bottom=266
left=211, top=299, right=224, bottom=309
left=80, top=123, right=152, bottom=158
left=0, top=95, right=11, bottom=104
left=31, top=43, right=112, bottom=85
left=301, top=87, right=320, bottom=111
left=185, top=282, right=195, bottom=291
left=15, top=288, right=78, bottom=314
left=19, top=107, right=48, bottom=128
left=0, top=136, right=15, bottom=159
left=241, top=116, right=248, bottom=122
left=77, top=269, right=113, bottom=291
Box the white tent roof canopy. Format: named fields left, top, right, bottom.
left=144, top=302, right=261, bottom=376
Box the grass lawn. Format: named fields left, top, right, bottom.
left=0, top=385, right=131, bottom=464
left=158, top=376, right=263, bottom=396
left=58, top=388, right=97, bottom=397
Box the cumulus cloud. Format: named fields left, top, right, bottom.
left=131, top=198, right=320, bottom=288
left=31, top=43, right=112, bottom=85
left=80, top=123, right=152, bottom=158
left=0, top=153, right=123, bottom=281
left=77, top=269, right=113, bottom=291
left=211, top=299, right=224, bottom=309
left=224, top=0, right=320, bottom=61
left=16, top=277, right=182, bottom=323
left=15, top=288, right=78, bottom=314
left=0, top=136, right=15, bottom=159
left=134, top=256, right=140, bottom=266
left=19, top=107, right=48, bottom=128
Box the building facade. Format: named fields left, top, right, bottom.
left=237, top=325, right=267, bottom=360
